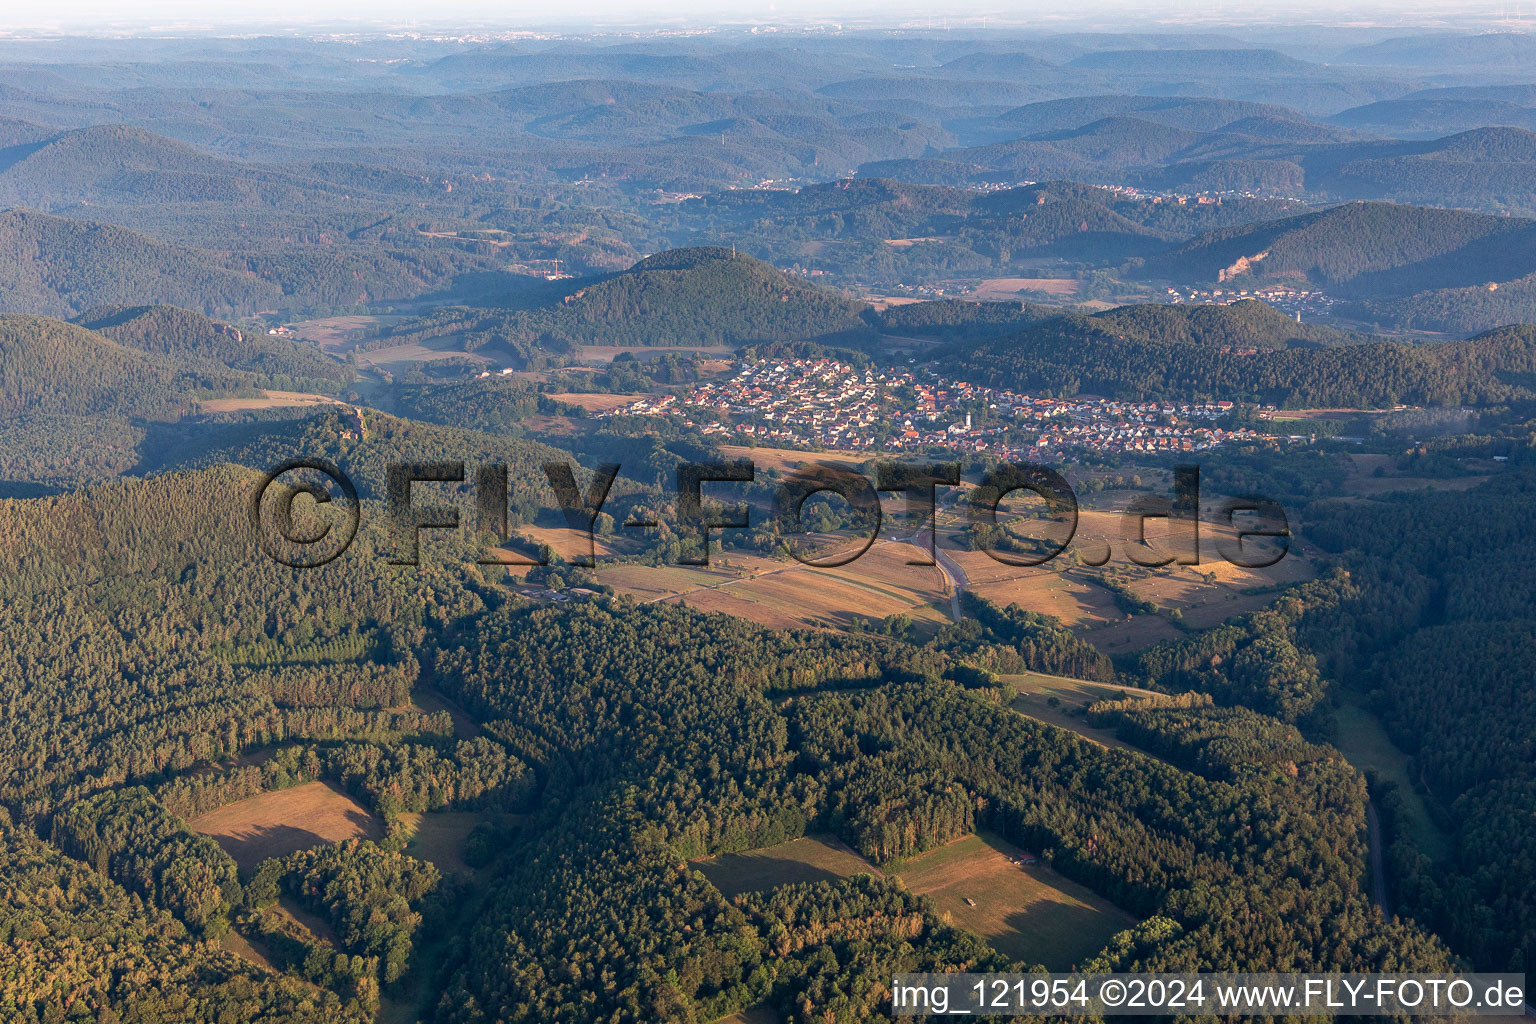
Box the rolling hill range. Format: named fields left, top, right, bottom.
left=0, top=309, right=361, bottom=488
left=981, top=95, right=1361, bottom=139
left=0, top=208, right=503, bottom=318
left=657, top=177, right=1302, bottom=282
left=1138, top=202, right=1536, bottom=330
left=0, top=314, right=242, bottom=487
left=0, top=314, right=210, bottom=420
left=935, top=300, right=1536, bottom=406
left=859, top=116, right=1536, bottom=216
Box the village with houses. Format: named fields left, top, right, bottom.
left=602, top=357, right=1267, bottom=460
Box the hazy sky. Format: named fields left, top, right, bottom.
left=0, top=0, right=1527, bottom=34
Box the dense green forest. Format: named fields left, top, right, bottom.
left=0, top=457, right=1470, bottom=1021
left=1303, top=468, right=1536, bottom=983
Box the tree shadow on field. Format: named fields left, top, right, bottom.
left=214, top=822, right=367, bottom=873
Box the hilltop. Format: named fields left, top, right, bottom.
left=554, top=247, right=871, bottom=346
left=367, top=247, right=876, bottom=367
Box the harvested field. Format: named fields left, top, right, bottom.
left=694, top=835, right=879, bottom=898
left=597, top=541, right=951, bottom=634
left=970, top=277, right=1080, bottom=300
left=200, top=390, right=346, bottom=413
left=716, top=444, right=868, bottom=473
left=546, top=392, right=648, bottom=412
left=510, top=524, right=622, bottom=568
left=189, top=781, right=383, bottom=872
left=943, top=506, right=1315, bottom=653
left=894, top=833, right=1134, bottom=970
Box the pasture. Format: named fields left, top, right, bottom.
left=1007, top=673, right=1162, bottom=753
left=893, top=833, right=1135, bottom=970
left=1332, top=701, right=1451, bottom=861
left=189, top=781, right=384, bottom=872
left=398, top=810, right=497, bottom=874
left=693, top=835, right=879, bottom=898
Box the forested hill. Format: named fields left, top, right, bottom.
left=936, top=302, right=1536, bottom=407
left=74, top=304, right=351, bottom=384
left=0, top=314, right=217, bottom=420
left=0, top=209, right=287, bottom=316
left=546, top=246, right=872, bottom=347
left=370, top=247, right=876, bottom=366
left=1140, top=201, right=1536, bottom=295
left=1087, top=300, right=1363, bottom=348
left=0, top=208, right=493, bottom=318
left=144, top=406, right=573, bottom=515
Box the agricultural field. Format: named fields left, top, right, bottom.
left=351, top=339, right=493, bottom=373
left=188, top=781, right=384, bottom=872
left=281, top=314, right=398, bottom=351
left=509, top=524, right=624, bottom=568
left=546, top=392, right=649, bottom=412
left=673, top=541, right=952, bottom=632
left=892, top=833, right=1136, bottom=970
left=199, top=389, right=348, bottom=413
left=693, top=835, right=879, bottom=899
left=711, top=1008, right=781, bottom=1024
left=594, top=540, right=952, bottom=633
left=969, top=277, right=1080, bottom=300
left=946, top=506, right=1315, bottom=653
left=716, top=444, right=868, bottom=473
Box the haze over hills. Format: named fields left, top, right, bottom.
left=2, top=27, right=1536, bottom=1024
